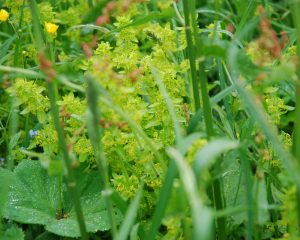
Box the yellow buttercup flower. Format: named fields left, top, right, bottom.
left=44, top=22, right=59, bottom=34
left=0, top=9, right=9, bottom=22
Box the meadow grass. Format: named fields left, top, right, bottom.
left=0, top=0, right=300, bottom=239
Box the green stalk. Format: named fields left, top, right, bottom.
left=47, top=83, right=88, bottom=239
left=29, top=1, right=87, bottom=238
left=239, top=146, right=255, bottom=240
left=182, top=0, right=201, bottom=111
left=47, top=34, right=64, bottom=219
left=7, top=98, right=18, bottom=171
left=291, top=1, right=300, bottom=235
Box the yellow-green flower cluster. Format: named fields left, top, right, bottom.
left=6, top=79, right=49, bottom=122
left=73, top=137, right=94, bottom=163
left=33, top=123, right=58, bottom=154
left=281, top=186, right=299, bottom=239
left=112, top=174, right=140, bottom=199
left=57, top=92, right=86, bottom=129
left=89, top=9, right=189, bottom=217
left=264, top=95, right=287, bottom=125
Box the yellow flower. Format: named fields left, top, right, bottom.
left=0, top=9, right=9, bottom=22
left=44, top=22, right=59, bottom=34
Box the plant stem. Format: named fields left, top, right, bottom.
left=182, top=0, right=201, bottom=111
left=29, top=1, right=88, bottom=238
left=7, top=98, right=18, bottom=171
left=47, top=83, right=88, bottom=239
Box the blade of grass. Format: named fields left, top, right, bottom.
left=182, top=0, right=201, bottom=111
left=145, top=160, right=177, bottom=240
left=0, top=65, right=43, bottom=78
left=235, top=0, right=256, bottom=35
left=167, top=147, right=214, bottom=240
left=217, top=59, right=235, bottom=136
left=115, top=186, right=143, bottom=240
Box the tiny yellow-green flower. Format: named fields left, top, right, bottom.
left=44, top=22, right=59, bottom=34
left=0, top=9, right=9, bottom=22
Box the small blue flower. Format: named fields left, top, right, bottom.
left=29, top=129, right=38, bottom=138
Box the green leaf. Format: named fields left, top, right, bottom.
left=222, top=157, right=247, bottom=225
left=0, top=225, right=24, bottom=240
left=0, top=169, right=13, bottom=216
left=1, top=160, right=122, bottom=238
left=193, top=139, right=239, bottom=176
